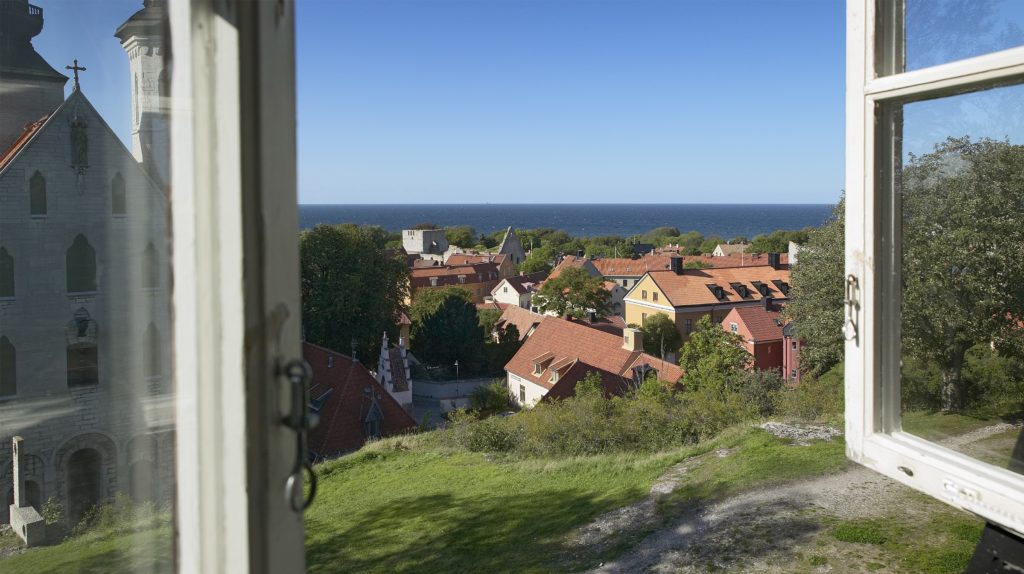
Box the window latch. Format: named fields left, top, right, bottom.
left=843, top=274, right=859, bottom=342
left=279, top=359, right=318, bottom=512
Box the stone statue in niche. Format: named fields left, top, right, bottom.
left=70, top=113, right=89, bottom=173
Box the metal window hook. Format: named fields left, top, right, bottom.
left=279, top=358, right=318, bottom=512
left=844, top=274, right=860, bottom=342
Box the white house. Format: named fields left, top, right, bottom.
left=374, top=333, right=413, bottom=413
left=491, top=271, right=548, bottom=309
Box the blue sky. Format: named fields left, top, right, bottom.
left=32, top=0, right=847, bottom=205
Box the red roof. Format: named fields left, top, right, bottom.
left=547, top=256, right=600, bottom=280
left=304, top=342, right=416, bottom=457
left=0, top=116, right=49, bottom=172
left=409, top=262, right=501, bottom=288
left=497, top=271, right=549, bottom=295
left=495, top=305, right=546, bottom=341
left=446, top=253, right=507, bottom=267
left=505, top=317, right=683, bottom=397
left=723, top=306, right=785, bottom=342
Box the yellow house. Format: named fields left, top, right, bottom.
left=623, top=257, right=791, bottom=341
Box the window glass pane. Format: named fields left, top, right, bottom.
left=0, top=0, right=175, bottom=569
left=894, top=83, right=1024, bottom=474
left=895, top=0, right=1024, bottom=74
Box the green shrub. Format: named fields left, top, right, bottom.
left=780, top=363, right=844, bottom=421
left=469, top=380, right=515, bottom=416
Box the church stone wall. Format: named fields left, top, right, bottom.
left=0, top=93, right=173, bottom=526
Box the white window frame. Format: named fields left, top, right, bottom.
left=845, top=0, right=1024, bottom=537
left=171, top=0, right=306, bottom=571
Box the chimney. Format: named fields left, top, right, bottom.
left=768, top=252, right=781, bottom=269
left=623, top=327, right=644, bottom=352
left=669, top=256, right=683, bottom=274
left=763, top=296, right=773, bottom=311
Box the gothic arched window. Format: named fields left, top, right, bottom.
left=0, top=247, right=13, bottom=298
left=0, top=336, right=15, bottom=397
left=66, top=235, right=97, bottom=293
left=144, top=324, right=160, bottom=378
left=67, top=341, right=98, bottom=387
left=143, top=243, right=159, bottom=289
left=29, top=171, right=46, bottom=216
left=111, top=173, right=127, bottom=215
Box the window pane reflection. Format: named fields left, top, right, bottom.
left=899, top=0, right=1024, bottom=73
left=0, top=0, right=174, bottom=569
left=896, top=83, right=1024, bottom=475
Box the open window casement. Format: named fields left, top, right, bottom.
left=845, top=0, right=1024, bottom=537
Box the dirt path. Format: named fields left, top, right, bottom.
left=584, top=421, right=1021, bottom=574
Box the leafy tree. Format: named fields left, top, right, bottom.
left=699, top=235, right=724, bottom=254
left=445, top=226, right=477, bottom=248
left=469, top=379, right=515, bottom=416
left=412, top=222, right=440, bottom=230
left=477, top=308, right=503, bottom=336
left=640, top=313, right=682, bottom=359
left=784, top=197, right=845, bottom=377
left=533, top=266, right=610, bottom=319
left=410, top=287, right=486, bottom=372
left=677, top=230, right=706, bottom=254
left=901, top=137, right=1024, bottom=411
left=485, top=323, right=521, bottom=373
left=301, top=224, right=409, bottom=364
left=748, top=229, right=810, bottom=254
left=519, top=246, right=555, bottom=274
left=684, top=260, right=712, bottom=269
left=678, top=315, right=751, bottom=393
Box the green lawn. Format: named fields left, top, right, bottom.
left=305, top=426, right=849, bottom=573
left=901, top=411, right=1003, bottom=441
left=0, top=413, right=1007, bottom=573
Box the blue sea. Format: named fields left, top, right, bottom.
left=299, top=204, right=835, bottom=238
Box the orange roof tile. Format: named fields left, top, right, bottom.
left=725, top=306, right=785, bottom=342
left=505, top=317, right=683, bottom=392
left=643, top=265, right=791, bottom=308
left=0, top=116, right=49, bottom=172
left=494, top=305, right=546, bottom=340
left=592, top=256, right=674, bottom=276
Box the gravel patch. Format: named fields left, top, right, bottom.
left=758, top=422, right=842, bottom=445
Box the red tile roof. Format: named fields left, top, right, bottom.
left=592, top=257, right=674, bottom=277
left=547, top=256, right=599, bottom=280
left=495, top=305, right=546, bottom=340
left=641, top=265, right=791, bottom=308
left=568, top=314, right=626, bottom=337
left=409, top=262, right=501, bottom=288
left=498, top=271, right=549, bottom=295
left=476, top=301, right=509, bottom=312
left=386, top=348, right=410, bottom=392
left=725, top=306, right=785, bottom=342
left=505, top=317, right=683, bottom=397
left=0, top=116, right=49, bottom=172
left=446, top=253, right=507, bottom=267
left=304, top=342, right=416, bottom=457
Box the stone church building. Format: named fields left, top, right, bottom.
left=0, top=0, right=173, bottom=527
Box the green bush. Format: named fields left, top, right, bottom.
left=469, top=380, right=516, bottom=416
left=70, top=493, right=167, bottom=539
left=780, top=363, right=844, bottom=421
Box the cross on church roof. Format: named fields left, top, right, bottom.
left=66, top=59, right=87, bottom=91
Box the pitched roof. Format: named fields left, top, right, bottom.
left=446, top=253, right=507, bottom=267
left=727, top=306, right=785, bottom=342
left=677, top=253, right=788, bottom=269
left=641, top=265, right=791, bottom=308
left=386, top=348, right=410, bottom=392
left=547, top=255, right=600, bottom=280
left=498, top=271, right=549, bottom=295
left=476, top=301, right=509, bottom=312
left=714, top=243, right=750, bottom=255
left=304, top=342, right=416, bottom=457
left=0, top=115, right=50, bottom=171
left=494, top=305, right=546, bottom=341
left=592, top=257, right=674, bottom=277
left=568, top=314, right=626, bottom=337
left=505, top=317, right=683, bottom=395
left=409, top=262, right=501, bottom=288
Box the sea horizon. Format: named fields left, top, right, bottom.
left=299, top=203, right=835, bottom=239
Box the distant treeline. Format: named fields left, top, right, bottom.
left=389, top=222, right=810, bottom=259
